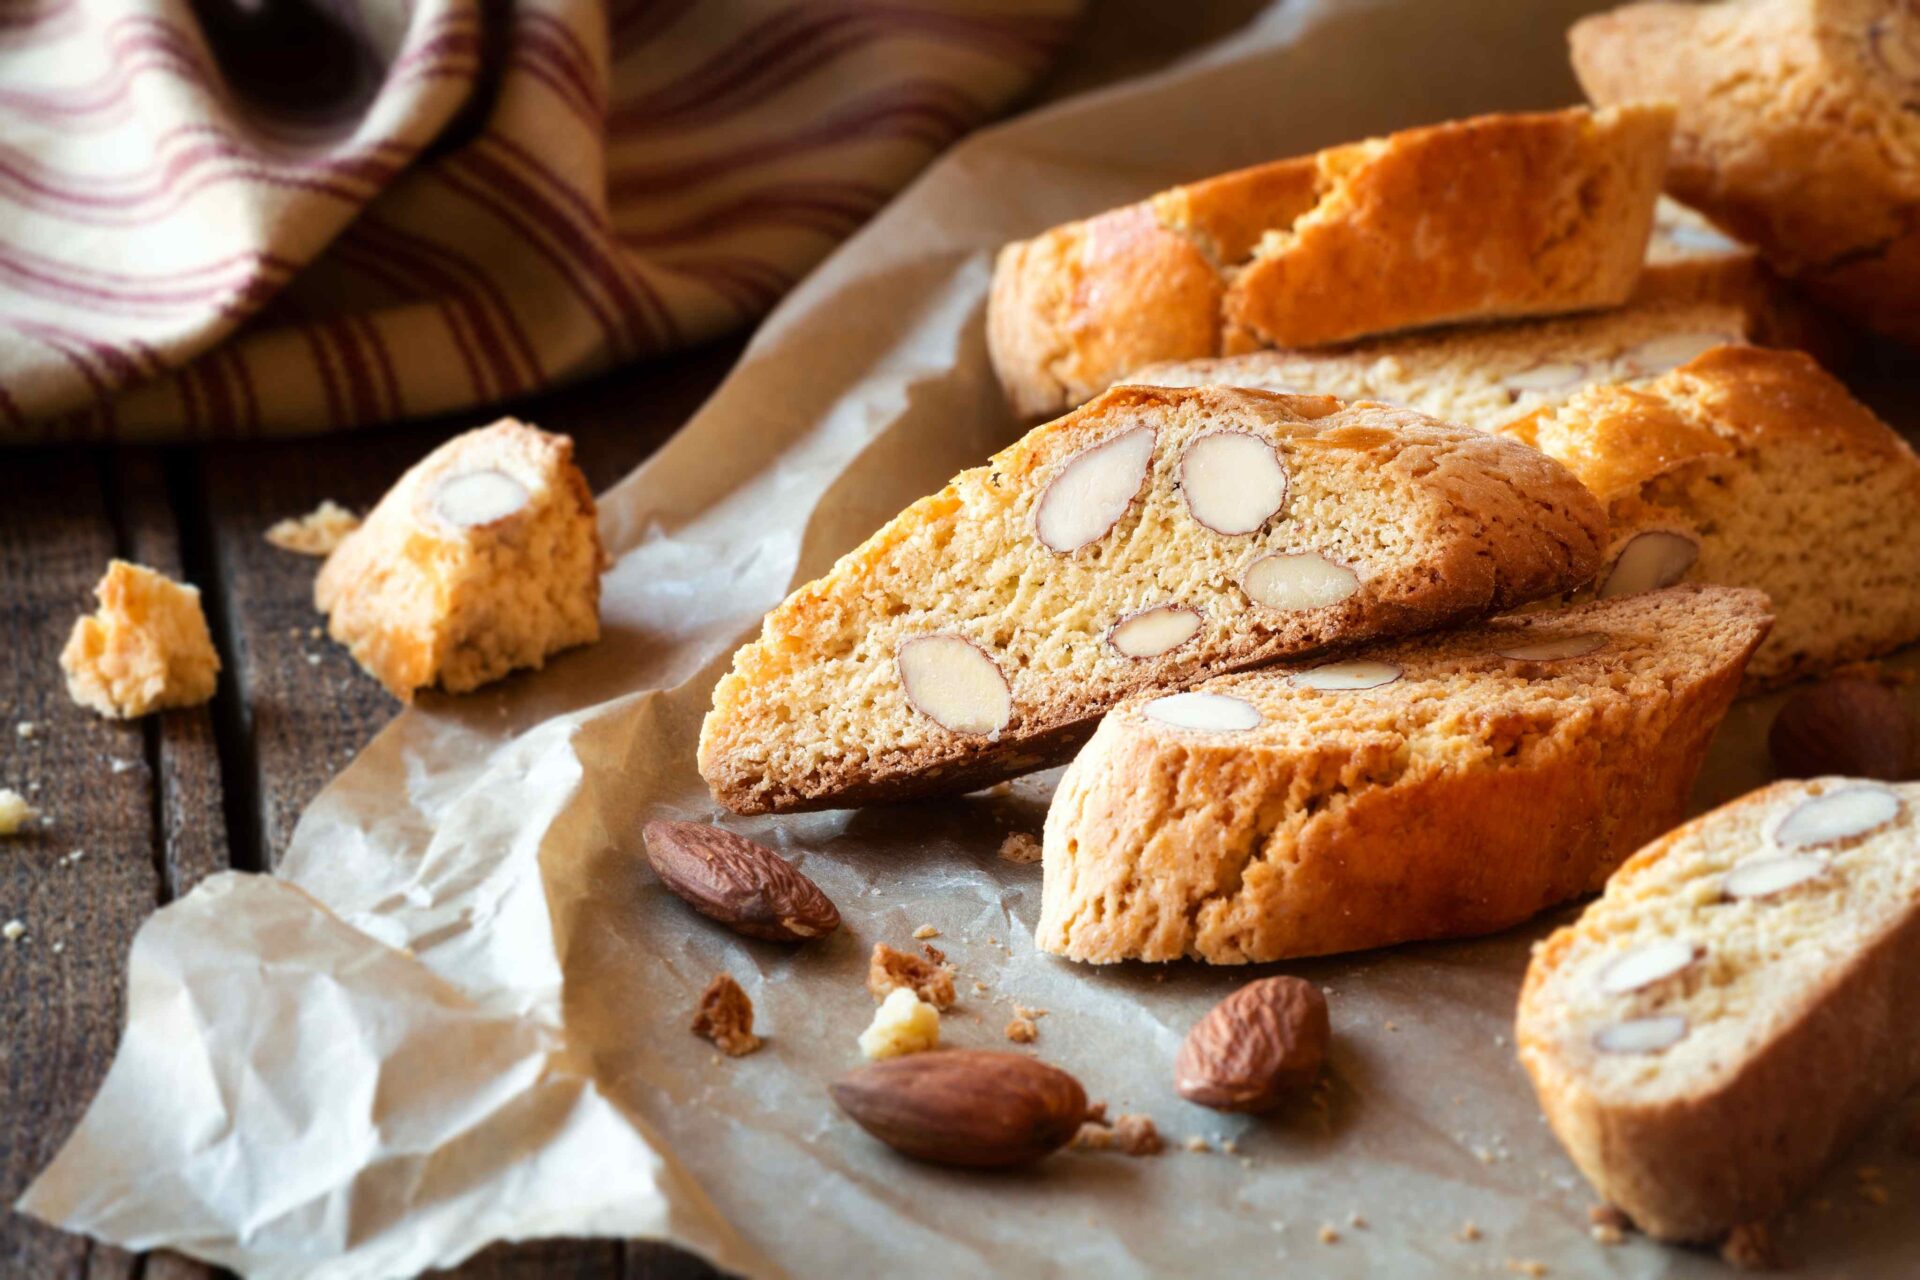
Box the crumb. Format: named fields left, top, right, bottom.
left=690, top=974, right=761, bottom=1057
left=1221, top=1138, right=1242, bottom=1156
left=1348, top=1212, right=1367, bottom=1229
left=1184, top=1135, right=1211, bottom=1153
left=912, top=924, right=939, bottom=940
left=921, top=942, right=946, bottom=964
left=997, top=832, right=1042, bottom=864
left=1504, top=1261, right=1547, bottom=1277
left=1070, top=1122, right=1115, bottom=1151
left=1111, top=1113, right=1162, bottom=1156
left=1589, top=1223, right=1624, bottom=1246
left=109, top=757, right=136, bottom=774
left=306, top=653, right=322, bottom=666
left=15, top=722, right=35, bottom=739
left=62, top=560, right=220, bottom=718
left=858, top=987, right=939, bottom=1060
left=1083, top=1101, right=1107, bottom=1125
left=971, top=980, right=990, bottom=995
left=2, top=919, right=24, bottom=943
left=1720, top=1222, right=1785, bottom=1271
left=867, top=942, right=956, bottom=1010
left=1005, top=1013, right=1038, bottom=1043
left=1588, top=1204, right=1630, bottom=1231
left=1318, top=1225, right=1340, bottom=1245
left=1455, top=1221, right=1482, bottom=1243
left=264, top=500, right=360, bottom=555
left=64, top=849, right=84, bottom=865
left=50, top=940, right=64, bottom=954
left=986, top=936, right=998, bottom=946
left=0, top=788, right=34, bottom=836
left=1492, top=1033, right=1507, bottom=1047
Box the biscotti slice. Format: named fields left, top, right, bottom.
left=698, top=385, right=1606, bottom=815
left=1037, top=586, right=1771, bottom=965
left=315, top=418, right=602, bottom=701
left=1130, top=297, right=1752, bottom=435
left=1574, top=0, right=1920, bottom=346
left=988, top=103, right=1673, bottom=418
left=61, top=560, right=221, bottom=718
left=1500, top=344, right=1920, bottom=690
left=1517, top=776, right=1920, bottom=1241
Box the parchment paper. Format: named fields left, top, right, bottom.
left=21, top=1, right=1920, bottom=1275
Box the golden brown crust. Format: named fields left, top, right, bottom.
left=1037, top=586, right=1771, bottom=964
left=987, top=105, right=1673, bottom=418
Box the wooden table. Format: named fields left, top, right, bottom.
left=1, top=338, right=746, bottom=1280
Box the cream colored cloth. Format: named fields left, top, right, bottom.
left=0, top=0, right=1079, bottom=439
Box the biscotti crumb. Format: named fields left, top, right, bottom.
left=1184, top=1135, right=1211, bottom=1153
left=1719, top=1222, right=1784, bottom=1272
left=1589, top=1223, right=1624, bottom=1246
left=15, top=722, right=34, bottom=739
left=921, top=942, right=946, bottom=964
left=1318, top=1225, right=1340, bottom=1245
left=0, top=789, right=35, bottom=836
left=997, top=832, right=1043, bottom=864
left=911, top=924, right=940, bottom=940
left=1084, top=1100, right=1108, bottom=1125
left=858, top=987, right=939, bottom=1060
left=867, top=942, right=955, bottom=1010
left=1504, top=1260, right=1548, bottom=1277
left=1070, top=1121, right=1114, bottom=1151
left=264, top=500, right=361, bottom=556
left=1111, top=1113, right=1161, bottom=1156
left=3, top=919, right=25, bottom=943
left=1347, top=1212, right=1367, bottom=1229
left=1587, top=1204, right=1630, bottom=1232
left=690, top=974, right=760, bottom=1057
left=1455, top=1221, right=1482, bottom=1243
left=1005, top=1013, right=1038, bottom=1044
left=62, top=560, right=221, bottom=719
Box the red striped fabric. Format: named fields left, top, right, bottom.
left=0, top=0, right=1081, bottom=439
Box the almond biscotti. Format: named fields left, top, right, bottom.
left=698, top=385, right=1607, bottom=815
left=1131, top=297, right=1750, bottom=434
left=1500, top=344, right=1920, bottom=689
left=1518, top=777, right=1920, bottom=1241
left=988, top=104, right=1674, bottom=418
left=316, top=419, right=602, bottom=700
left=1037, top=586, right=1772, bottom=965
left=1574, top=0, right=1920, bottom=346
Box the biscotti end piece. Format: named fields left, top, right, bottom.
left=1518, top=777, right=1920, bottom=1241
left=61, top=560, right=221, bottom=719
left=1502, top=344, right=1920, bottom=690
left=1038, top=586, right=1771, bottom=965
left=1574, top=0, right=1920, bottom=345
left=699, top=384, right=1606, bottom=815
left=315, top=419, right=602, bottom=701
left=987, top=103, right=1672, bottom=417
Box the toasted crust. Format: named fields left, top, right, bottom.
left=1517, top=778, right=1920, bottom=1240
left=1573, top=0, right=1920, bottom=345
left=1037, top=586, right=1771, bottom=964
left=987, top=104, right=1673, bottom=418
left=698, top=385, right=1606, bottom=815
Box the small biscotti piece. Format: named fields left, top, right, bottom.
left=61, top=560, right=220, bottom=718
left=1501, top=344, right=1920, bottom=690
left=1038, top=586, right=1772, bottom=964
left=1132, top=297, right=1752, bottom=435
left=315, top=419, right=602, bottom=700
left=699, top=385, right=1606, bottom=815
left=988, top=103, right=1673, bottom=418
left=1574, top=0, right=1920, bottom=345
left=1518, top=777, right=1920, bottom=1241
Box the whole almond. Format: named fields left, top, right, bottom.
left=1768, top=677, right=1913, bottom=782
left=642, top=820, right=840, bottom=942
left=1175, top=975, right=1329, bottom=1112
left=830, top=1050, right=1087, bottom=1168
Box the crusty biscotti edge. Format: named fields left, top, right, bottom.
left=1516, top=780, right=1920, bottom=1241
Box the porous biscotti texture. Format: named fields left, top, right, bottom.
left=1574, top=0, right=1920, bottom=345
left=1517, top=777, right=1920, bottom=1241
left=315, top=419, right=602, bottom=701
left=61, top=560, right=220, bottom=719
left=1501, top=344, right=1920, bottom=690
left=1131, top=298, right=1751, bottom=435
left=987, top=103, right=1673, bottom=418
left=698, top=385, right=1606, bottom=815
left=1037, top=586, right=1772, bottom=964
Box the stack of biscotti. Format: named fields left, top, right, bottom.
left=1518, top=777, right=1920, bottom=1242
left=1036, top=586, right=1772, bottom=964
left=697, top=384, right=1606, bottom=814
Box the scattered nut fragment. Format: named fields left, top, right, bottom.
left=1769, top=677, right=1913, bottom=782
left=998, top=832, right=1043, bottom=865
left=642, top=820, right=840, bottom=942
left=921, top=942, right=946, bottom=964
left=1771, top=783, right=1902, bottom=850
left=0, top=788, right=35, bottom=837
left=1033, top=427, right=1156, bottom=553
left=1179, top=431, right=1288, bottom=535
left=1598, top=530, right=1698, bottom=599
left=1110, top=1113, right=1162, bottom=1156
left=830, top=1049, right=1087, bottom=1167
left=432, top=468, right=530, bottom=527
left=1005, top=1013, right=1038, bottom=1044
left=868, top=942, right=956, bottom=1010
left=1242, top=551, right=1359, bottom=612
left=896, top=634, right=1012, bottom=735
left=264, top=499, right=361, bottom=555
left=691, top=974, right=761, bottom=1057
left=912, top=924, right=940, bottom=940
left=1108, top=604, right=1202, bottom=659
left=1319, top=1225, right=1341, bottom=1245
left=1175, top=975, right=1330, bottom=1112
left=859, top=988, right=941, bottom=1060
left=1141, top=691, right=1262, bottom=732
left=1719, top=1221, right=1785, bottom=1272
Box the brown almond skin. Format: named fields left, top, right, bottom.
left=642, top=820, right=841, bottom=942
left=830, top=1050, right=1088, bottom=1168
left=1175, top=975, right=1329, bottom=1112
left=1768, top=678, right=1913, bottom=783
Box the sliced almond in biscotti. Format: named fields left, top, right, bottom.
left=1037, top=586, right=1771, bottom=964
left=1501, top=344, right=1920, bottom=690
left=697, top=384, right=1606, bottom=815
left=1517, top=777, right=1920, bottom=1242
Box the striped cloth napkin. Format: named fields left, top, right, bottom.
left=0, top=0, right=1080, bottom=440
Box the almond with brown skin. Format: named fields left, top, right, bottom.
left=1175, top=975, right=1329, bottom=1112
left=642, top=820, right=840, bottom=942
left=830, top=1050, right=1088, bottom=1168
left=1768, top=677, right=1913, bottom=782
